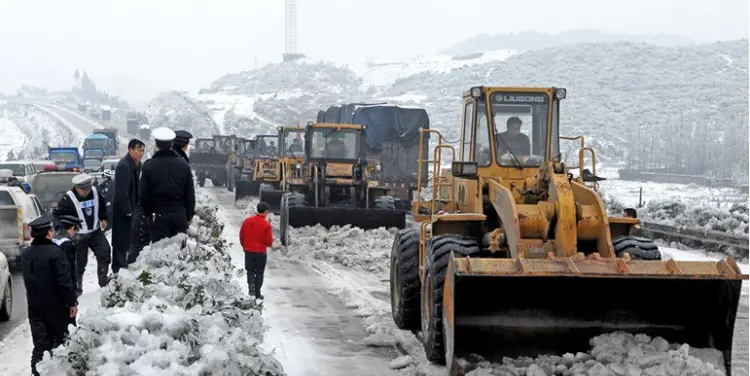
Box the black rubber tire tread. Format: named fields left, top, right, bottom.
left=422, top=234, right=483, bottom=364
left=287, top=192, right=307, bottom=207
left=390, top=228, right=421, bottom=331
left=613, top=235, right=662, bottom=260
left=374, top=195, right=396, bottom=210
left=280, top=194, right=289, bottom=246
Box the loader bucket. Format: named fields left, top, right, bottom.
left=259, top=189, right=285, bottom=214
left=234, top=180, right=262, bottom=203
left=442, top=253, right=747, bottom=375
left=288, top=206, right=406, bottom=230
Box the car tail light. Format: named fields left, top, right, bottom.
left=23, top=223, right=30, bottom=241
left=41, top=165, right=58, bottom=171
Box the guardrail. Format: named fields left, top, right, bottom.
left=641, top=220, right=749, bottom=252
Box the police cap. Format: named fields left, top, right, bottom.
left=72, top=173, right=94, bottom=189
left=174, top=130, right=193, bottom=147
left=29, top=214, right=55, bottom=237
left=58, top=214, right=83, bottom=228
left=152, top=127, right=176, bottom=142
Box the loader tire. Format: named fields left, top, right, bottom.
left=280, top=192, right=306, bottom=246
left=421, top=235, right=483, bottom=364
left=374, top=195, right=396, bottom=210
left=613, top=236, right=662, bottom=260
left=390, top=228, right=421, bottom=331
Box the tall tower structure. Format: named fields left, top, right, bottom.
left=283, top=0, right=305, bottom=62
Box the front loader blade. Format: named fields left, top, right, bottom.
left=442, top=254, right=746, bottom=375
left=234, top=181, right=262, bottom=203
left=259, top=189, right=285, bottom=214
left=288, top=206, right=406, bottom=230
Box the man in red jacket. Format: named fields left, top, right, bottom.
left=239, top=201, right=273, bottom=300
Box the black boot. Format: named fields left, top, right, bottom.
left=97, top=264, right=110, bottom=287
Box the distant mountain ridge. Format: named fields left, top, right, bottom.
left=441, top=29, right=696, bottom=55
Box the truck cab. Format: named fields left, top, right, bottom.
left=48, top=147, right=82, bottom=171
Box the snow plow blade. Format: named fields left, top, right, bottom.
left=288, top=206, right=406, bottom=230
left=234, top=180, right=262, bottom=202
left=259, top=189, right=285, bottom=214
left=442, top=253, right=748, bottom=375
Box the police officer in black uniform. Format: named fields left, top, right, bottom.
left=54, top=173, right=112, bottom=292
left=52, top=215, right=83, bottom=300
left=22, top=214, right=78, bottom=376
left=173, top=130, right=193, bottom=163
left=140, top=127, right=196, bottom=243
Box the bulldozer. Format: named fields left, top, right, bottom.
left=257, top=126, right=308, bottom=212
left=234, top=134, right=281, bottom=203
left=389, top=86, right=748, bottom=375
left=278, top=122, right=406, bottom=245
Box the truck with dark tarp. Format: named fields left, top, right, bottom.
left=92, top=128, right=119, bottom=157
left=316, top=103, right=430, bottom=210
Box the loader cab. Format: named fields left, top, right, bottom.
left=212, top=135, right=235, bottom=155
left=280, top=127, right=306, bottom=158
left=305, top=124, right=363, bottom=163
left=252, top=134, right=281, bottom=181
left=254, top=135, right=280, bottom=158
left=459, top=87, right=564, bottom=178
left=194, top=138, right=215, bottom=153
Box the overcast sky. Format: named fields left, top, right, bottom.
left=0, top=0, right=747, bottom=106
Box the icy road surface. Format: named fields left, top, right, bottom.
left=210, top=187, right=402, bottom=376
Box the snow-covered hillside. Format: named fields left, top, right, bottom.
left=146, top=40, right=748, bottom=169
left=0, top=104, right=85, bottom=160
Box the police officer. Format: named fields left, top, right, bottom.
left=22, top=214, right=78, bottom=376
left=140, top=127, right=196, bottom=243
left=54, top=173, right=112, bottom=292
left=99, top=170, right=115, bottom=231
left=173, top=130, right=193, bottom=163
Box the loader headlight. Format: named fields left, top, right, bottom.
left=471, top=87, right=481, bottom=98
left=555, top=88, right=566, bottom=99
left=295, top=163, right=301, bottom=169
left=376, top=164, right=381, bottom=172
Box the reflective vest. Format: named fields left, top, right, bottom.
left=66, top=187, right=99, bottom=234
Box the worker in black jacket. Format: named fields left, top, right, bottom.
left=173, top=130, right=193, bottom=163
left=22, top=214, right=78, bottom=376
left=52, top=215, right=83, bottom=302
left=140, top=127, right=196, bottom=243
left=98, top=170, right=115, bottom=231
left=54, top=173, right=111, bottom=292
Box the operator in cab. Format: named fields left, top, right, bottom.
left=288, top=137, right=303, bottom=155
left=53, top=173, right=111, bottom=293
left=495, top=116, right=531, bottom=156
left=173, top=130, right=193, bottom=163
left=22, top=214, right=78, bottom=376
left=324, top=131, right=348, bottom=158
left=139, top=127, right=196, bottom=243
left=52, top=214, right=83, bottom=326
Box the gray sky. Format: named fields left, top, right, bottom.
left=0, top=0, right=747, bottom=106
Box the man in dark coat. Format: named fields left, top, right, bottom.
left=140, top=127, right=196, bottom=243
left=53, top=174, right=111, bottom=292
left=52, top=214, right=83, bottom=326
left=495, top=116, right=531, bottom=156
left=112, top=139, right=145, bottom=273
left=98, top=170, right=115, bottom=231
left=22, top=214, right=78, bottom=376
left=173, top=130, right=193, bottom=163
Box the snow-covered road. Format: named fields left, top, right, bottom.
left=209, top=187, right=402, bottom=376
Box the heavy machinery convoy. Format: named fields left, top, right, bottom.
left=388, top=86, right=748, bottom=375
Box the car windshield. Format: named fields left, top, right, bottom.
left=31, top=173, right=77, bottom=207
left=84, top=139, right=108, bottom=149
left=309, top=129, right=358, bottom=159
left=256, top=136, right=278, bottom=157
left=283, top=130, right=305, bottom=157
left=0, top=163, right=25, bottom=176
left=101, top=161, right=117, bottom=170
left=50, top=151, right=76, bottom=164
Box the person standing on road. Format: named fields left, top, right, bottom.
left=112, top=139, right=145, bottom=271
left=98, top=170, right=115, bottom=231
left=173, top=130, right=193, bottom=163
left=22, top=214, right=78, bottom=376
left=239, top=201, right=273, bottom=301
left=53, top=174, right=111, bottom=293
left=52, top=215, right=83, bottom=326
left=140, top=127, right=196, bottom=244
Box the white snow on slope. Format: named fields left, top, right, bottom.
left=0, top=105, right=85, bottom=160
left=0, top=116, right=28, bottom=160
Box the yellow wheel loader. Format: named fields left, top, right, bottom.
left=258, top=126, right=308, bottom=213
left=278, top=123, right=406, bottom=246
left=389, top=86, right=748, bottom=375
left=234, top=134, right=281, bottom=203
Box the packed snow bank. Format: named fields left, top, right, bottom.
left=37, top=192, right=285, bottom=375
left=464, top=332, right=726, bottom=376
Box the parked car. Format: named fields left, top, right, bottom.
left=0, top=181, right=43, bottom=267
left=0, top=160, right=36, bottom=183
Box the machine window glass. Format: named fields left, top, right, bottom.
left=460, top=101, right=475, bottom=161
left=490, top=92, right=550, bottom=167
left=256, top=136, right=278, bottom=157
left=475, top=103, right=492, bottom=166
left=310, top=129, right=358, bottom=159
left=283, top=130, right=306, bottom=157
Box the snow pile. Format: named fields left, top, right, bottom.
left=37, top=192, right=285, bottom=376
left=465, top=332, right=726, bottom=376
left=143, top=91, right=220, bottom=137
